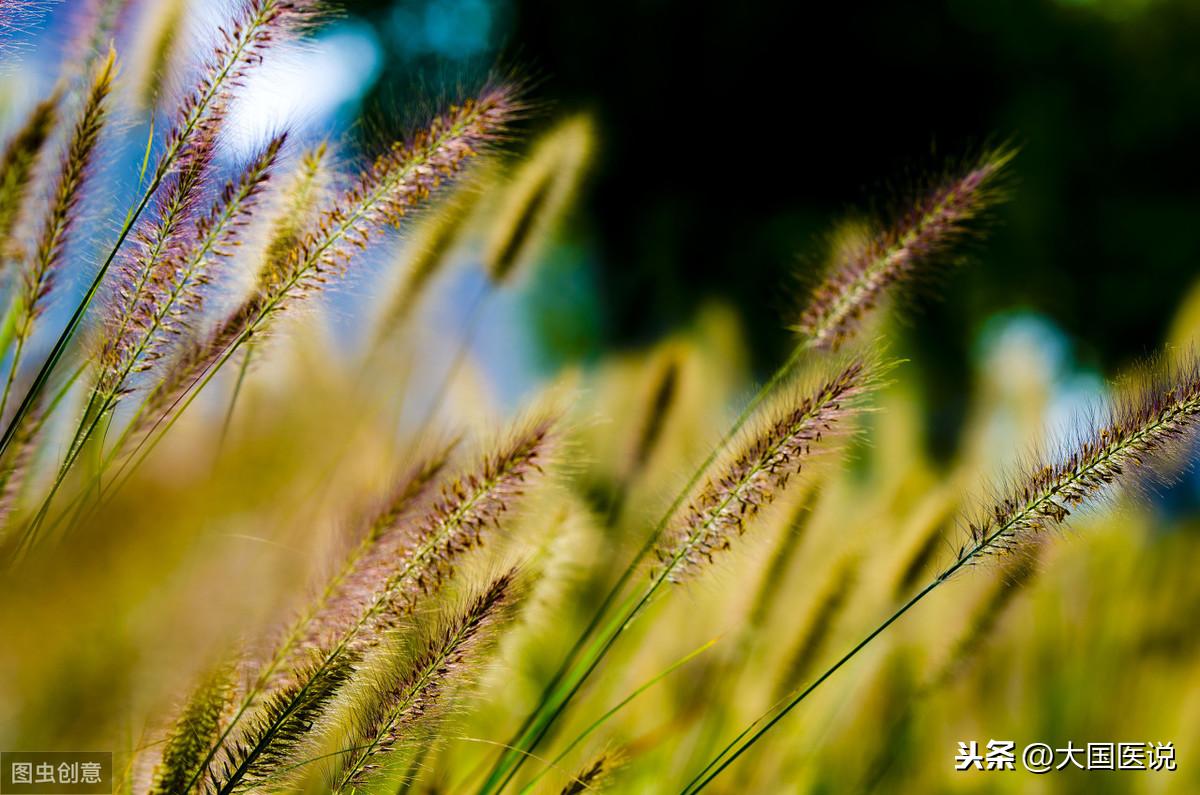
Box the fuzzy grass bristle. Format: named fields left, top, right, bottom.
left=131, top=87, right=519, bottom=453
left=375, top=412, right=558, bottom=618
left=156, top=0, right=315, bottom=181
left=330, top=569, right=521, bottom=792
left=0, top=91, right=59, bottom=260
left=280, top=437, right=463, bottom=672
left=190, top=417, right=555, bottom=795
left=655, top=355, right=883, bottom=583
left=795, top=146, right=1015, bottom=351
left=482, top=113, right=594, bottom=285
left=267, top=85, right=518, bottom=301
left=0, top=50, right=114, bottom=419
left=949, top=354, right=1200, bottom=574
left=98, top=142, right=214, bottom=398
left=277, top=415, right=553, bottom=672
left=210, top=647, right=360, bottom=794
left=148, top=661, right=237, bottom=795
left=560, top=750, right=622, bottom=795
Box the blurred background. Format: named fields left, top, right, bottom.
left=337, top=0, right=1200, bottom=452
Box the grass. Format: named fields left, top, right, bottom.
left=0, top=2, right=1198, bottom=794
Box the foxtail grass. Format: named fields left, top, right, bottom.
left=478, top=356, right=882, bottom=793
left=115, top=88, right=519, bottom=488
left=329, top=569, right=521, bottom=793
left=482, top=114, right=594, bottom=286
left=0, top=92, right=59, bottom=270
left=795, top=146, right=1015, bottom=350
left=478, top=146, right=1014, bottom=794
left=148, top=662, right=237, bottom=795
left=680, top=353, right=1200, bottom=794
left=0, top=0, right=315, bottom=464
left=558, top=751, right=621, bottom=795
left=0, top=49, right=114, bottom=420
left=13, top=136, right=285, bottom=552
left=176, top=413, right=556, bottom=794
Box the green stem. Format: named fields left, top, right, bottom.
left=219, top=344, right=254, bottom=450
left=679, top=408, right=1167, bottom=793
left=0, top=0, right=273, bottom=462
left=517, top=638, right=717, bottom=794
left=680, top=573, right=944, bottom=795
left=477, top=343, right=808, bottom=794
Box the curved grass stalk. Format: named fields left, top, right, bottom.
left=331, top=571, right=518, bottom=793
left=795, top=146, right=1014, bottom=350
left=474, top=345, right=805, bottom=795
left=16, top=138, right=282, bottom=551
left=477, top=353, right=872, bottom=794
left=179, top=416, right=552, bottom=793
left=98, top=89, right=515, bottom=506
left=679, top=359, right=1200, bottom=794
left=158, top=442, right=457, bottom=792
left=0, top=50, right=114, bottom=421
left=0, top=0, right=308, bottom=464
left=515, top=637, right=717, bottom=795
left=479, top=148, right=1013, bottom=794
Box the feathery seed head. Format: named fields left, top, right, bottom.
left=149, top=661, right=237, bottom=795
left=99, top=140, right=214, bottom=395
left=483, top=113, right=595, bottom=284
left=368, top=437, right=462, bottom=543
left=213, top=645, right=359, bottom=794
left=656, top=355, right=882, bottom=582
left=561, top=751, right=623, bottom=795
left=275, top=414, right=555, bottom=675
left=378, top=412, right=558, bottom=617
left=331, top=569, right=521, bottom=792
left=137, top=87, right=518, bottom=436
left=155, top=0, right=313, bottom=184
left=99, top=136, right=284, bottom=405
left=949, top=354, right=1200, bottom=573
left=0, top=91, right=59, bottom=258
left=795, top=145, right=1015, bottom=351
left=137, top=0, right=186, bottom=108
left=260, top=85, right=518, bottom=305
left=278, top=437, right=464, bottom=667
left=0, top=397, right=47, bottom=531
left=628, top=347, right=682, bottom=477
left=20, top=49, right=114, bottom=328
left=255, top=141, right=329, bottom=288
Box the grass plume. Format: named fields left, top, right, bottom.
left=483, top=114, right=594, bottom=285
left=149, top=662, right=237, bottom=795
left=128, top=88, right=518, bottom=462
left=682, top=354, right=1200, bottom=793
left=1, top=50, right=114, bottom=419
left=560, top=751, right=621, bottom=795
left=0, top=0, right=314, bottom=465
left=795, top=146, right=1015, bottom=350
left=655, top=356, right=880, bottom=582
left=0, top=92, right=59, bottom=265
left=330, top=569, right=521, bottom=792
